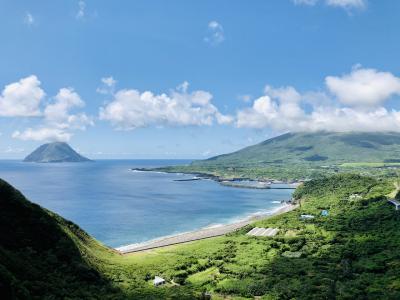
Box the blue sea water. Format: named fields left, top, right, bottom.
left=0, top=160, right=293, bottom=247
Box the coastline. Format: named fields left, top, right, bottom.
left=131, top=168, right=301, bottom=189
left=116, top=203, right=298, bottom=254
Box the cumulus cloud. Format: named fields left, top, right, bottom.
left=326, top=67, right=400, bottom=107
left=44, top=87, right=93, bottom=130
left=13, top=128, right=71, bottom=142
left=0, top=76, right=94, bottom=142
left=204, top=21, right=225, bottom=45
left=236, top=67, right=400, bottom=132
left=96, top=76, right=117, bottom=95
left=237, top=87, right=305, bottom=130
left=0, top=75, right=45, bottom=117
left=99, top=82, right=232, bottom=130
left=13, top=88, right=93, bottom=142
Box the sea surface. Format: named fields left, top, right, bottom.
left=0, top=160, right=293, bottom=247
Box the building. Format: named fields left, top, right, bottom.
left=388, top=199, right=400, bottom=211
left=153, top=276, right=166, bottom=286
left=300, top=214, right=315, bottom=220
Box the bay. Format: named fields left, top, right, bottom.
left=0, top=160, right=293, bottom=247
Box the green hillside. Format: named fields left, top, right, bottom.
left=159, top=132, right=400, bottom=180
left=199, top=132, right=400, bottom=166
left=1, top=174, right=400, bottom=299
left=0, top=179, right=119, bottom=299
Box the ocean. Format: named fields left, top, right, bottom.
left=0, top=159, right=293, bottom=247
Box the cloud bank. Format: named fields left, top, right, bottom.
left=99, top=81, right=232, bottom=129
left=236, top=67, right=400, bottom=132
left=0, top=75, right=92, bottom=142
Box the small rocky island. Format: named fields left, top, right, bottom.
left=23, top=142, right=91, bottom=163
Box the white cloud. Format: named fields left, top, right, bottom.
left=326, top=0, right=366, bottom=9
left=0, top=75, right=45, bottom=117
left=204, top=21, right=225, bottom=45
left=44, top=87, right=93, bottom=130
left=76, top=0, right=86, bottom=19
left=24, top=12, right=34, bottom=26
left=96, top=76, right=117, bottom=95
left=8, top=83, right=93, bottom=142
left=13, top=128, right=71, bottom=142
left=326, top=67, right=400, bottom=107
left=293, top=0, right=318, bottom=5
left=293, top=0, right=367, bottom=10
left=99, top=82, right=232, bottom=130
left=236, top=67, right=400, bottom=132
left=237, top=87, right=305, bottom=130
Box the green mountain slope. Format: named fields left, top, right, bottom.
left=23, top=142, right=91, bottom=163
left=0, top=179, right=195, bottom=299
left=157, top=131, right=400, bottom=180
left=196, top=131, right=400, bottom=167
left=0, top=179, right=119, bottom=299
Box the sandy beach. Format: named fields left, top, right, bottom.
left=117, top=203, right=298, bottom=254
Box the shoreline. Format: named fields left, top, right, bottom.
left=116, top=203, right=298, bottom=254
left=131, top=168, right=301, bottom=189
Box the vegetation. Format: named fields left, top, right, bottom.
left=155, top=132, right=400, bottom=181
left=1, top=173, right=400, bottom=299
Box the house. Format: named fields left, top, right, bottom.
left=153, top=276, right=166, bottom=286
left=388, top=199, right=400, bottom=211
left=300, top=214, right=315, bottom=220
left=321, top=210, right=329, bottom=216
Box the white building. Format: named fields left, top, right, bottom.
left=153, top=276, right=166, bottom=286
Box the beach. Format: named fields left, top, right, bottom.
left=117, top=203, right=298, bottom=254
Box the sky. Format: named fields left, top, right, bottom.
left=0, top=0, right=400, bottom=159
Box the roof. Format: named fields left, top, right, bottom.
left=247, top=227, right=279, bottom=237
left=300, top=214, right=315, bottom=219
left=153, top=276, right=165, bottom=284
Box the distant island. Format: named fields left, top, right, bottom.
left=23, top=142, right=91, bottom=163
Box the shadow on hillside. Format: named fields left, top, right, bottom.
left=0, top=179, right=127, bottom=299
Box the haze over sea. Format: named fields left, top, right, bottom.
left=0, top=160, right=292, bottom=247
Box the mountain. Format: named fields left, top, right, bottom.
left=155, top=131, right=400, bottom=180
left=195, top=131, right=400, bottom=168
left=0, top=179, right=119, bottom=298
left=23, top=142, right=91, bottom=163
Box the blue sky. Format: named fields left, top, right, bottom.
left=0, top=0, right=400, bottom=159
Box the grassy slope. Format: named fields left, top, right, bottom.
left=158, top=132, right=400, bottom=180
left=0, top=179, right=193, bottom=299
left=1, top=174, right=400, bottom=299
left=123, top=174, right=400, bottom=299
